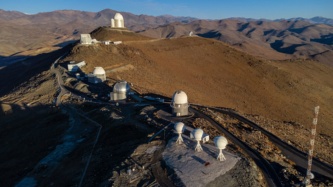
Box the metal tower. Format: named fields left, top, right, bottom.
left=304, top=106, right=320, bottom=186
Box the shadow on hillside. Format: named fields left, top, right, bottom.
left=311, top=34, right=333, bottom=45
left=288, top=26, right=309, bottom=34
left=0, top=101, right=154, bottom=186
left=197, top=31, right=222, bottom=39
left=237, top=23, right=250, bottom=32
left=270, top=40, right=306, bottom=54
left=0, top=44, right=73, bottom=97
left=0, top=102, right=68, bottom=186
left=54, top=40, right=78, bottom=47
left=0, top=55, right=29, bottom=67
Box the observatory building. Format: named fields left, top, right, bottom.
left=110, top=80, right=131, bottom=101
left=93, top=67, right=106, bottom=82
left=67, top=61, right=86, bottom=72
left=80, top=34, right=92, bottom=44
left=88, top=67, right=106, bottom=83
left=214, top=136, right=228, bottom=161
left=170, top=90, right=189, bottom=116
left=111, top=13, right=125, bottom=28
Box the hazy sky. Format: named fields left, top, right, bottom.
left=1, top=0, right=332, bottom=19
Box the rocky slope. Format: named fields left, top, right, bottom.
left=1, top=8, right=333, bottom=66
left=138, top=19, right=333, bottom=65
left=0, top=9, right=195, bottom=56
left=63, top=28, right=333, bottom=140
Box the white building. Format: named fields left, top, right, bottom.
left=67, top=61, right=86, bottom=72
left=87, top=67, right=106, bottom=84
left=170, top=90, right=189, bottom=116
left=111, top=13, right=125, bottom=28
left=110, top=81, right=131, bottom=101
left=113, top=41, right=123, bottom=45
left=103, top=41, right=111, bottom=45
left=80, top=34, right=92, bottom=44
left=93, top=67, right=106, bottom=83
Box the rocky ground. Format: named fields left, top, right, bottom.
left=198, top=107, right=333, bottom=187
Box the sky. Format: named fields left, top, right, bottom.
left=1, top=0, right=333, bottom=19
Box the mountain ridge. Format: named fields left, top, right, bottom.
left=1, top=9, right=332, bottom=66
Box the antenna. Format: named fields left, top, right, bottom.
left=174, top=122, right=185, bottom=144
left=214, top=136, right=228, bottom=161
left=191, top=128, right=204, bottom=152
left=304, top=106, right=320, bottom=186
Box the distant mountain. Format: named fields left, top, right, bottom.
left=273, top=17, right=333, bottom=26
left=310, top=16, right=333, bottom=25
left=138, top=18, right=333, bottom=65
left=1, top=8, right=332, bottom=65
left=0, top=9, right=197, bottom=56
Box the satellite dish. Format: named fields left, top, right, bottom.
left=191, top=128, right=204, bottom=152
left=214, top=136, right=228, bottom=161
left=174, top=122, right=185, bottom=144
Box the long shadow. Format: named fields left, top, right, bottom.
left=197, top=31, right=222, bottom=39
left=237, top=22, right=250, bottom=32
left=311, top=34, right=333, bottom=45
left=270, top=40, right=306, bottom=54
left=0, top=102, right=70, bottom=186
left=288, top=26, right=310, bottom=34
left=0, top=44, right=73, bottom=97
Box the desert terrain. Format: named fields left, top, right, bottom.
left=1, top=10, right=333, bottom=187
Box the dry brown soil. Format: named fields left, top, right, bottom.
left=63, top=29, right=333, bottom=145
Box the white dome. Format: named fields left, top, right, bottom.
left=174, top=122, right=185, bottom=133
left=113, top=81, right=130, bottom=93
left=192, top=128, right=203, bottom=141
left=93, top=67, right=106, bottom=75
left=172, top=90, right=188, bottom=104
left=114, top=13, right=124, bottom=20
left=214, top=136, right=228, bottom=149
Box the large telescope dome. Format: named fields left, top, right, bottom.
left=114, top=13, right=124, bottom=20
left=172, top=90, right=188, bottom=104
left=93, top=67, right=106, bottom=75
left=113, top=81, right=130, bottom=93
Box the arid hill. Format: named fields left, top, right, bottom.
left=63, top=28, right=333, bottom=141
left=1, top=8, right=333, bottom=65
left=1, top=24, right=333, bottom=186
left=138, top=19, right=333, bottom=65
left=0, top=9, right=195, bottom=56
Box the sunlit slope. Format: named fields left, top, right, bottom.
left=64, top=29, right=333, bottom=137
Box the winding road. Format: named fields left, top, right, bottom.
left=50, top=53, right=333, bottom=186
left=189, top=107, right=283, bottom=187
left=207, top=107, right=333, bottom=180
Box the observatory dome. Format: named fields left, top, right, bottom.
left=214, top=136, right=228, bottom=149
left=172, top=90, right=188, bottom=104
left=113, top=81, right=130, bottom=93
left=174, top=122, right=185, bottom=133
left=93, top=67, right=106, bottom=75
left=114, top=13, right=124, bottom=20
left=192, top=128, right=204, bottom=141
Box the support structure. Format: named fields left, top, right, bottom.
left=176, top=133, right=183, bottom=144
left=304, top=106, right=320, bottom=186
left=195, top=140, right=203, bottom=152
left=217, top=149, right=226, bottom=161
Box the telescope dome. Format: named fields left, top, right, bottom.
left=172, top=90, right=188, bottom=104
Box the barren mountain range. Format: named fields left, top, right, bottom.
left=138, top=19, right=333, bottom=64
left=1, top=9, right=333, bottom=66
left=1, top=8, right=333, bottom=186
